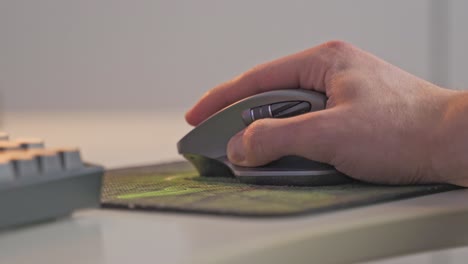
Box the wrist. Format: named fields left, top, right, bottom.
left=431, top=89, right=468, bottom=186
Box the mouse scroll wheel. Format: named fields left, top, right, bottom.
left=241, top=101, right=311, bottom=125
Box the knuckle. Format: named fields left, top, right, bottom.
left=317, top=40, right=355, bottom=84
left=321, top=40, right=353, bottom=53
left=320, top=40, right=354, bottom=66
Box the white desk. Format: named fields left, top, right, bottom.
left=1, top=111, right=468, bottom=264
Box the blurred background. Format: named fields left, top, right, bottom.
left=0, top=0, right=467, bottom=168
left=0, top=0, right=467, bottom=113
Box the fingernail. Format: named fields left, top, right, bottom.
left=227, top=131, right=245, bottom=164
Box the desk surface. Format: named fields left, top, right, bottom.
left=1, top=111, right=468, bottom=264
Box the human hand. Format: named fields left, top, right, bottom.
left=185, top=41, right=466, bottom=186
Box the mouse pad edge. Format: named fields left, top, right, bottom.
left=100, top=161, right=460, bottom=218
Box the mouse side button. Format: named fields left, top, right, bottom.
left=241, top=100, right=313, bottom=125
left=272, top=101, right=311, bottom=118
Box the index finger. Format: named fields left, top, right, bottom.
left=185, top=42, right=341, bottom=126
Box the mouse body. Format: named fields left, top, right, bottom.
left=177, top=89, right=352, bottom=186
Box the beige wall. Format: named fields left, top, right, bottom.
left=1, top=0, right=462, bottom=112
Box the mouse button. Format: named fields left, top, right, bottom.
left=272, top=102, right=311, bottom=118
left=251, top=105, right=271, bottom=120
left=270, top=101, right=301, bottom=115
left=241, top=109, right=254, bottom=125
left=241, top=104, right=273, bottom=125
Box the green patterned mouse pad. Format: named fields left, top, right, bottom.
left=100, top=161, right=459, bottom=217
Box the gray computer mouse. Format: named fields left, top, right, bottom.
left=177, top=89, right=352, bottom=186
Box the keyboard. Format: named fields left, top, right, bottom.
left=0, top=132, right=103, bottom=229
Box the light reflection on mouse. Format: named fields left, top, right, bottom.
left=177, top=89, right=352, bottom=186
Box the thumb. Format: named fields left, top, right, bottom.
left=227, top=110, right=339, bottom=167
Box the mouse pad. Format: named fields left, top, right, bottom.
left=100, top=161, right=459, bottom=217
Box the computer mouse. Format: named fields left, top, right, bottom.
left=177, top=89, right=352, bottom=186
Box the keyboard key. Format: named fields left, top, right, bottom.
left=0, top=158, right=15, bottom=182
left=0, top=141, right=22, bottom=151
left=7, top=151, right=40, bottom=178
left=28, top=149, right=62, bottom=173
left=15, top=138, right=45, bottom=149
left=0, top=132, right=8, bottom=141
left=57, top=148, right=83, bottom=170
